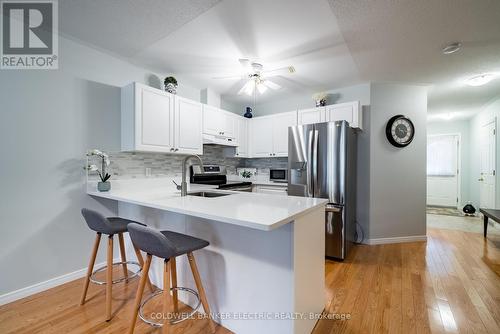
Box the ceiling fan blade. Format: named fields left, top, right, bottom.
left=261, top=66, right=295, bottom=77
left=212, top=74, right=243, bottom=80
left=238, top=80, right=254, bottom=96
left=239, top=58, right=251, bottom=70
left=262, top=79, right=281, bottom=90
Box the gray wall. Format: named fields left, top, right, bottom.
left=242, top=83, right=371, bottom=117
left=427, top=120, right=471, bottom=206
left=469, top=97, right=500, bottom=208
left=0, top=36, right=201, bottom=295
left=368, top=83, right=427, bottom=239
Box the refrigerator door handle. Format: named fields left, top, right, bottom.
left=325, top=205, right=342, bottom=213
left=306, top=130, right=314, bottom=197
left=312, top=129, right=319, bottom=197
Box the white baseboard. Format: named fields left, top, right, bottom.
left=364, top=235, right=427, bottom=245
left=0, top=258, right=118, bottom=306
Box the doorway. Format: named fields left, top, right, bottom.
left=427, top=134, right=460, bottom=208
left=479, top=120, right=496, bottom=209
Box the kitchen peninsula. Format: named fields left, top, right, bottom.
left=88, top=177, right=327, bottom=334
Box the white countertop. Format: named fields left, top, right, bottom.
left=87, top=178, right=327, bottom=231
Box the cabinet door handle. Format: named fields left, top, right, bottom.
left=170, top=148, right=174, bottom=152
left=174, top=148, right=179, bottom=152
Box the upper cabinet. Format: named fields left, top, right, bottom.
left=249, top=111, right=297, bottom=157
left=272, top=111, right=297, bottom=157
left=297, top=101, right=362, bottom=129
left=325, top=101, right=362, bottom=129
left=121, top=82, right=202, bottom=154
left=203, top=105, right=236, bottom=138
left=235, top=117, right=248, bottom=157
left=174, top=96, right=203, bottom=154
left=298, top=107, right=325, bottom=125
left=249, top=116, right=273, bottom=157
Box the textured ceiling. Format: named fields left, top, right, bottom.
left=58, top=0, right=500, bottom=117
left=328, top=0, right=500, bottom=119
left=59, top=0, right=221, bottom=56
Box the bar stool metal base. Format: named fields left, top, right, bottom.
left=139, top=287, right=202, bottom=327
left=89, top=261, right=141, bottom=285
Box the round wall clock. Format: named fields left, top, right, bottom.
left=385, top=115, right=415, bottom=148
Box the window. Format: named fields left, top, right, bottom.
left=427, top=135, right=458, bottom=176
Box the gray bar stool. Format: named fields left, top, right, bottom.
left=80, top=208, right=154, bottom=321
left=127, top=223, right=216, bottom=334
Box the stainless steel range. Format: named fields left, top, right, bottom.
left=190, top=165, right=253, bottom=192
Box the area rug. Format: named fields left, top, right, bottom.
left=426, top=206, right=469, bottom=217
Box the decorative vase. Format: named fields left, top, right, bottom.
left=98, top=181, right=111, bottom=192
left=244, top=106, right=253, bottom=118
left=165, top=83, right=177, bottom=94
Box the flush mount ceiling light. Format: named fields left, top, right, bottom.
left=442, top=42, right=462, bottom=55
left=466, top=73, right=496, bottom=86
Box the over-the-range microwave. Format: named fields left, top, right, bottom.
left=269, top=169, right=288, bottom=183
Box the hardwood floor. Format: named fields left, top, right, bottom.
left=313, top=228, right=500, bottom=334
left=1, top=228, right=499, bottom=334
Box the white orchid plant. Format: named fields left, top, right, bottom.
left=84, top=149, right=111, bottom=183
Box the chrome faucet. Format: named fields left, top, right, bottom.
left=173, top=155, right=203, bottom=196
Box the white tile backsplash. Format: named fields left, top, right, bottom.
left=87, top=145, right=288, bottom=181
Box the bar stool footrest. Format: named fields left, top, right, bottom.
left=139, top=287, right=202, bottom=327
left=89, top=261, right=141, bottom=285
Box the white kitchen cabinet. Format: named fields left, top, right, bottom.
left=297, top=107, right=325, bottom=125
left=121, top=82, right=202, bottom=154
left=325, top=101, right=362, bottom=129
left=174, top=96, right=203, bottom=154
left=249, top=116, right=274, bottom=157
left=121, top=82, right=174, bottom=152
left=235, top=117, right=248, bottom=157
left=203, top=105, right=236, bottom=138
left=249, top=111, right=297, bottom=157
left=272, top=111, right=297, bottom=157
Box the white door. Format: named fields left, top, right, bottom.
left=272, top=111, right=297, bottom=157
left=174, top=96, right=203, bottom=154
left=249, top=117, right=273, bottom=157
left=138, top=86, right=174, bottom=152
left=479, top=121, right=496, bottom=209
left=325, top=101, right=361, bottom=129
left=235, top=117, right=248, bottom=157
left=221, top=112, right=236, bottom=138
left=298, top=107, right=325, bottom=125
left=426, top=135, right=459, bottom=207
left=203, top=105, right=224, bottom=135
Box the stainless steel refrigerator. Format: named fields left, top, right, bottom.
left=288, top=121, right=357, bottom=260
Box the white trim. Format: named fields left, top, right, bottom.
left=0, top=259, right=118, bottom=306
left=363, top=235, right=427, bottom=245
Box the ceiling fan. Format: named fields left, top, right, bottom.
left=213, top=58, right=295, bottom=96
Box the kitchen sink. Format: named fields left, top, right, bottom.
left=188, top=191, right=233, bottom=198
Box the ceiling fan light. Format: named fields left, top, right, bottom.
left=257, top=83, right=268, bottom=94
left=244, top=80, right=255, bottom=96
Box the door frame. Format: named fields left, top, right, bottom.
left=479, top=118, right=496, bottom=209
left=427, top=133, right=461, bottom=208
